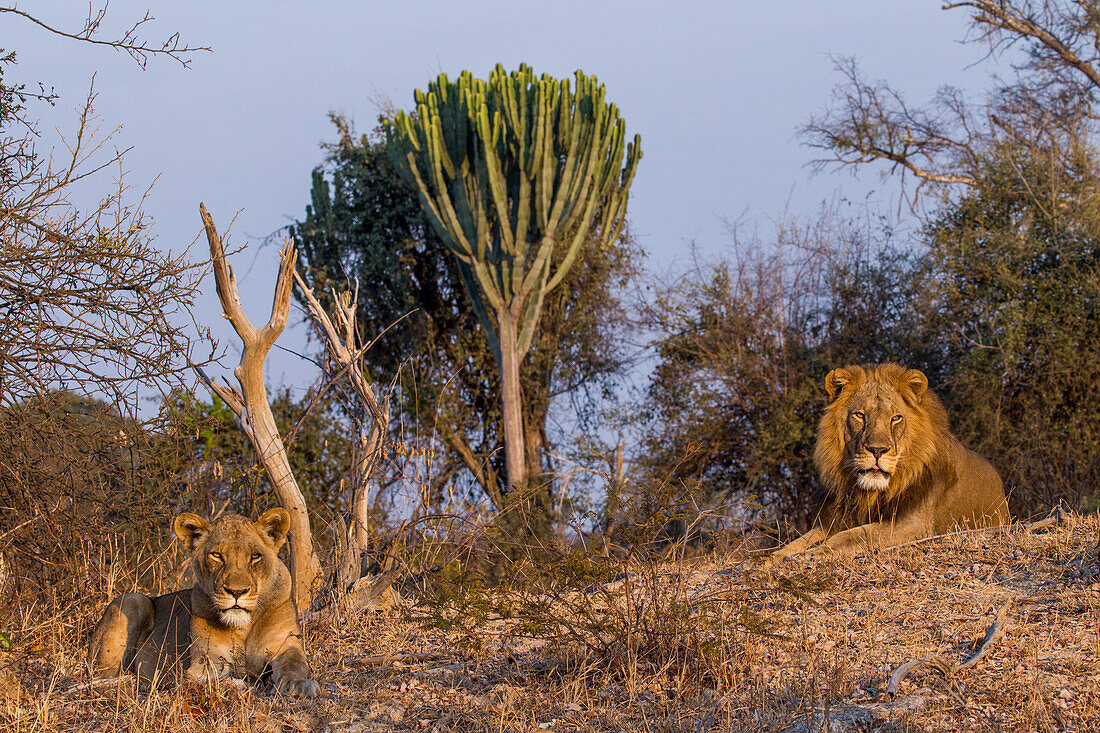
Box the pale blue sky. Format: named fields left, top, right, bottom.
left=15, top=2, right=1000, bottom=394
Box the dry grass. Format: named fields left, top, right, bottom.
left=1, top=514, right=1097, bottom=732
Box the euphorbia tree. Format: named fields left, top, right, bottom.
left=387, top=63, right=641, bottom=491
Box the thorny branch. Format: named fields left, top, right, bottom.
left=0, top=86, right=204, bottom=410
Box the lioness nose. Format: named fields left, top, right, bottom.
left=224, top=586, right=249, bottom=599
left=867, top=446, right=887, bottom=461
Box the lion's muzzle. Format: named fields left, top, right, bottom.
left=856, top=468, right=891, bottom=492
left=212, top=582, right=257, bottom=626
left=852, top=443, right=899, bottom=492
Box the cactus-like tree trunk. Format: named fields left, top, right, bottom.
left=388, top=64, right=641, bottom=498
left=498, top=311, right=526, bottom=488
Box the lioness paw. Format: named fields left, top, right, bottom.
left=276, top=674, right=319, bottom=699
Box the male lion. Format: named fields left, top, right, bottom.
left=87, top=509, right=319, bottom=698
left=770, top=363, right=1009, bottom=561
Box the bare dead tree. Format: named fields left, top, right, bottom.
left=802, top=1, right=1100, bottom=201
left=194, top=204, right=323, bottom=611
left=293, top=272, right=390, bottom=592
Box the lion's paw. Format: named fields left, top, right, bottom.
left=276, top=674, right=319, bottom=699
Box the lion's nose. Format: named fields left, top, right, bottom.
left=867, top=446, right=888, bottom=461
left=224, top=586, right=250, bottom=599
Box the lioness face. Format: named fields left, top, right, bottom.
left=830, top=371, right=927, bottom=494
left=173, top=509, right=291, bottom=628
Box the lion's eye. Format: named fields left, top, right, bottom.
left=851, top=411, right=865, bottom=421
left=891, top=415, right=903, bottom=424
left=209, top=552, right=222, bottom=563
left=250, top=553, right=262, bottom=563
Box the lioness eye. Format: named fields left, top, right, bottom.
left=209, top=552, right=222, bottom=562
left=891, top=415, right=902, bottom=423
left=250, top=553, right=262, bottom=562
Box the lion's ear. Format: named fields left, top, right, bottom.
left=824, top=368, right=853, bottom=401
left=903, top=368, right=928, bottom=402
left=173, top=513, right=210, bottom=552
left=256, top=508, right=291, bottom=550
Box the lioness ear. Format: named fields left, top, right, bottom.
left=256, top=508, right=291, bottom=550
left=824, top=368, right=853, bottom=401
left=173, top=513, right=210, bottom=552
left=903, top=368, right=928, bottom=402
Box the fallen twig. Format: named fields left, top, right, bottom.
left=885, top=603, right=1012, bottom=696
left=417, top=662, right=466, bottom=676
left=956, top=604, right=1011, bottom=671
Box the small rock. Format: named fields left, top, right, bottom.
left=0, top=665, right=22, bottom=704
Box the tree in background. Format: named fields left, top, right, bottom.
left=638, top=210, right=918, bottom=531
left=294, top=116, right=642, bottom=529
left=0, top=5, right=210, bottom=628
left=386, top=64, right=641, bottom=498
left=921, top=139, right=1100, bottom=512
left=799, top=0, right=1100, bottom=513
left=801, top=1, right=1100, bottom=200
left=0, top=10, right=208, bottom=410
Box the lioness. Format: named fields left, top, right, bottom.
left=771, top=363, right=1009, bottom=561
left=87, top=509, right=319, bottom=698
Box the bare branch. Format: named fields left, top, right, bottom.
left=199, top=202, right=257, bottom=344
left=948, top=1, right=1100, bottom=90
left=801, top=57, right=980, bottom=194
left=293, top=268, right=389, bottom=557
left=805, top=2, right=1100, bottom=199
left=885, top=603, right=1012, bottom=696
left=190, top=362, right=244, bottom=416
left=0, top=5, right=210, bottom=69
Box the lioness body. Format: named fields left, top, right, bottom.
left=87, top=510, right=318, bottom=697
left=771, top=363, right=1009, bottom=560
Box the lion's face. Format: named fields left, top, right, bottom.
left=840, top=384, right=915, bottom=492
left=173, top=509, right=291, bottom=628
left=816, top=364, right=940, bottom=503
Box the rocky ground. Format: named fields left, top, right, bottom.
left=1, top=513, right=1097, bottom=732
